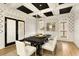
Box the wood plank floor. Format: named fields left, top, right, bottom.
left=0, top=41, right=79, bottom=56
left=56, top=41, right=79, bottom=56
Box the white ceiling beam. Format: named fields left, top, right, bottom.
left=38, top=13, right=46, bottom=17
left=53, top=9, right=59, bottom=15
left=48, top=3, right=59, bottom=15
left=23, top=3, right=39, bottom=12
left=29, top=8, right=52, bottom=15
left=23, top=3, right=46, bottom=17
left=48, top=3, right=56, bottom=15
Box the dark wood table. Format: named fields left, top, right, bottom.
left=23, top=34, right=51, bottom=56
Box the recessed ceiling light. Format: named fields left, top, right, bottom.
left=39, top=4, right=42, bottom=7
left=32, top=3, right=49, bottom=10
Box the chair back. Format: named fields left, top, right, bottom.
left=15, top=41, right=26, bottom=56
left=49, top=36, right=57, bottom=43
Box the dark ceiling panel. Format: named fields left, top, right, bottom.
left=44, top=11, right=53, bottom=17
left=59, top=3, right=64, bottom=5
left=33, top=15, right=41, bottom=18
left=17, top=5, right=33, bottom=14
left=32, top=3, right=49, bottom=10
left=60, top=6, right=72, bottom=14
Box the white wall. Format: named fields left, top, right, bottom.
left=25, top=17, right=36, bottom=37
left=0, top=5, right=26, bottom=49
left=71, top=4, right=79, bottom=48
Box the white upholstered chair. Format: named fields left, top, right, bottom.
left=42, top=36, right=57, bottom=55
left=24, top=41, right=31, bottom=46
left=15, top=41, right=36, bottom=56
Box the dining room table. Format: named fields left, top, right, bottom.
left=23, top=34, right=51, bottom=56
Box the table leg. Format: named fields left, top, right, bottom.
left=31, top=43, right=42, bottom=56
left=36, top=45, right=42, bottom=56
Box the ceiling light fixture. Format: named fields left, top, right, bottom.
left=39, top=4, right=42, bottom=7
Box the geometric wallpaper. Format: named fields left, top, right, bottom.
left=68, top=13, right=74, bottom=32
left=0, top=9, right=3, bottom=33
left=0, top=5, right=27, bottom=49
left=36, top=11, right=74, bottom=42
left=57, top=13, right=74, bottom=41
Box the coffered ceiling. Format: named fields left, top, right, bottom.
left=1, top=3, right=75, bottom=18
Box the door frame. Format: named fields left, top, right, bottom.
left=5, top=17, right=25, bottom=47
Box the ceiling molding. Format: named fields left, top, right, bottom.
left=0, top=3, right=75, bottom=18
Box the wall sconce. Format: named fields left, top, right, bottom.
left=47, top=23, right=55, bottom=31
left=49, top=24, right=52, bottom=30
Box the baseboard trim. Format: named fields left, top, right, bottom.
left=58, top=39, right=79, bottom=49
left=5, top=42, right=15, bottom=47
left=73, top=42, right=79, bottom=49
left=57, top=39, right=73, bottom=43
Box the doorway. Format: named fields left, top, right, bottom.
left=5, top=17, right=25, bottom=47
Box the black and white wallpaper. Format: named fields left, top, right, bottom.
left=0, top=9, right=3, bottom=33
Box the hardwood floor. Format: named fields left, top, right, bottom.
left=0, top=41, right=79, bottom=56
left=0, top=45, right=17, bottom=56
left=56, top=41, right=79, bottom=56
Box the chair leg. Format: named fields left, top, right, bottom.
left=52, top=51, right=54, bottom=56
left=17, top=54, right=19, bottom=56
left=41, top=49, right=44, bottom=55
left=54, top=44, right=57, bottom=55
left=34, top=52, right=37, bottom=56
